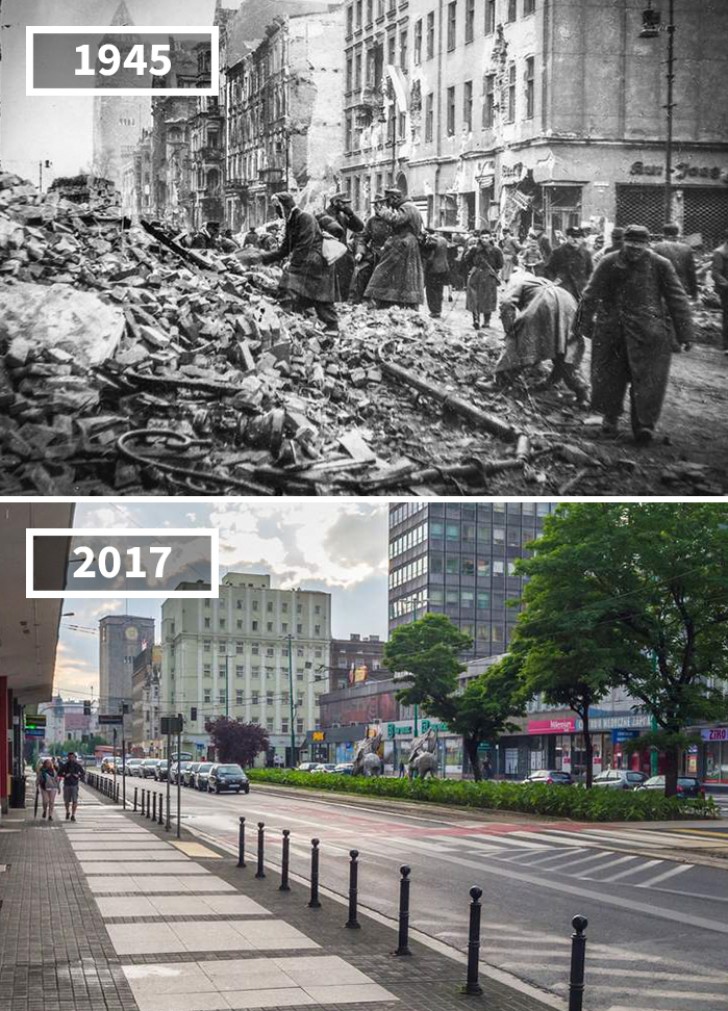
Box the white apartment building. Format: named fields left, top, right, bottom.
left=160, top=573, right=332, bottom=763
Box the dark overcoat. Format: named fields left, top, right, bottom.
left=261, top=207, right=335, bottom=303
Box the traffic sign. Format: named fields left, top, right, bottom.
left=25, top=715, right=46, bottom=730
left=161, top=715, right=183, bottom=735
left=98, top=714, right=124, bottom=725
left=25, top=728, right=45, bottom=738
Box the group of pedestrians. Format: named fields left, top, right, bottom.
left=35, top=752, right=85, bottom=822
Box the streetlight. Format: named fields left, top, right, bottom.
left=638, top=0, right=676, bottom=221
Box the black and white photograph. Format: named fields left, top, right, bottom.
left=0, top=0, right=727, bottom=495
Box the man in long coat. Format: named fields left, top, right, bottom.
left=364, top=188, right=424, bottom=308
left=422, top=228, right=451, bottom=318
left=260, top=192, right=338, bottom=333
left=546, top=226, right=593, bottom=302
left=652, top=223, right=697, bottom=352
left=323, top=192, right=364, bottom=302
left=579, top=224, right=694, bottom=444
left=463, top=231, right=503, bottom=329
left=351, top=193, right=392, bottom=304
left=497, top=274, right=588, bottom=402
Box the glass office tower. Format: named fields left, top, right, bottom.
left=388, top=502, right=556, bottom=659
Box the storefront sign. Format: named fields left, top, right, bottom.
left=701, top=727, right=728, bottom=741
left=630, top=160, right=726, bottom=182
left=501, top=162, right=523, bottom=180
left=384, top=718, right=448, bottom=739
left=611, top=728, right=641, bottom=744
left=575, top=714, right=649, bottom=732
left=527, top=718, right=576, bottom=734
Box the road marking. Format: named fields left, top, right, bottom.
left=636, top=862, right=692, bottom=888
left=598, top=858, right=662, bottom=883
left=538, top=850, right=614, bottom=872
left=576, top=854, right=638, bottom=877
left=507, top=830, right=584, bottom=848
left=577, top=984, right=728, bottom=1000
left=499, top=847, right=587, bottom=866
left=499, top=965, right=728, bottom=983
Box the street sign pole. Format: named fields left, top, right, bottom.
left=166, top=719, right=171, bottom=832
left=112, top=727, right=117, bottom=794
left=176, top=715, right=182, bottom=839
left=122, top=735, right=126, bottom=810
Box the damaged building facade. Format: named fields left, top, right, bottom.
left=339, top=0, right=728, bottom=244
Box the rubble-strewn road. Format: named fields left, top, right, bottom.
left=1, top=172, right=726, bottom=496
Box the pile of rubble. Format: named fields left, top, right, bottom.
left=0, top=171, right=725, bottom=496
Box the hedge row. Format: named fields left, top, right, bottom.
left=246, top=769, right=719, bottom=822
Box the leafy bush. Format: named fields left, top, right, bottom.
left=246, top=769, right=719, bottom=822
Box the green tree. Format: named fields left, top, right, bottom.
left=383, top=613, right=524, bottom=781
left=511, top=503, right=728, bottom=796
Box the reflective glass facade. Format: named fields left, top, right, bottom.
left=388, top=502, right=556, bottom=658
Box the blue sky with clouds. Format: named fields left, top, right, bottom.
left=55, top=500, right=389, bottom=701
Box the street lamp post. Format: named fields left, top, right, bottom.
left=639, top=0, right=676, bottom=221
left=287, top=634, right=296, bottom=767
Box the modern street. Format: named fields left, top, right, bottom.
left=102, top=775, right=728, bottom=1011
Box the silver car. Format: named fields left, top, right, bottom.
left=593, top=769, right=648, bottom=790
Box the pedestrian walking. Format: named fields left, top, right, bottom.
left=464, top=231, right=503, bottom=329
left=351, top=193, right=393, bottom=303
left=323, top=192, right=364, bottom=302
left=529, top=224, right=552, bottom=275
left=500, top=228, right=522, bottom=283
left=259, top=192, right=339, bottom=334
left=545, top=226, right=593, bottom=302
left=364, top=188, right=425, bottom=308
left=521, top=232, right=545, bottom=275
left=497, top=273, right=588, bottom=403
left=422, top=228, right=451, bottom=318
left=58, top=751, right=85, bottom=822
left=579, top=223, right=694, bottom=443
left=593, top=227, right=624, bottom=267
left=652, top=223, right=698, bottom=300
left=711, top=230, right=728, bottom=357
left=38, top=758, right=60, bottom=821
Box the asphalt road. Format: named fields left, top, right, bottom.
left=102, top=774, right=728, bottom=1011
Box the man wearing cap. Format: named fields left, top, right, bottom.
left=593, top=227, right=625, bottom=267
left=653, top=223, right=698, bottom=300
left=579, top=223, right=694, bottom=443
left=364, top=188, right=425, bottom=308
left=463, top=231, right=503, bottom=329
left=545, top=226, right=593, bottom=302
left=322, top=192, right=364, bottom=301
left=351, top=193, right=393, bottom=304
left=260, top=192, right=339, bottom=333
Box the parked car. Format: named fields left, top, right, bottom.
left=592, top=769, right=648, bottom=790
left=334, top=763, right=354, bottom=775
left=638, top=775, right=705, bottom=798
left=170, top=760, right=192, bottom=785
left=183, top=762, right=200, bottom=787
left=207, top=764, right=250, bottom=794
left=100, top=757, right=116, bottom=774
left=523, top=769, right=573, bottom=786
left=140, top=758, right=159, bottom=779
left=194, top=762, right=214, bottom=791
left=124, top=758, right=142, bottom=777
left=313, top=763, right=337, bottom=774
left=297, top=762, right=319, bottom=772
left=153, top=759, right=170, bottom=782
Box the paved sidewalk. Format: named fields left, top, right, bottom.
left=0, top=786, right=559, bottom=1011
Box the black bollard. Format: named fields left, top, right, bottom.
left=152, top=792, right=157, bottom=822
left=139, top=789, right=144, bottom=816
left=133, top=786, right=138, bottom=812
left=237, top=817, right=246, bottom=868
left=308, top=838, right=321, bottom=909
left=256, top=822, right=266, bottom=879
left=394, top=865, right=412, bottom=956
left=158, top=793, right=164, bottom=825
left=463, top=886, right=483, bottom=995
left=346, top=850, right=360, bottom=929
left=146, top=790, right=151, bottom=819
left=279, top=829, right=291, bottom=891
left=568, top=915, right=588, bottom=1011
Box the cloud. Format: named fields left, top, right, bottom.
left=87, top=600, right=125, bottom=619
left=53, top=641, right=98, bottom=698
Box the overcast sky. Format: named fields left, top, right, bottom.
left=1, top=0, right=220, bottom=182
left=54, top=500, right=389, bottom=701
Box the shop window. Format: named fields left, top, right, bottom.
left=545, top=185, right=583, bottom=240
left=426, top=10, right=435, bottom=58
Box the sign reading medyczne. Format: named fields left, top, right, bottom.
left=26, top=26, right=219, bottom=96
left=26, top=529, right=219, bottom=598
